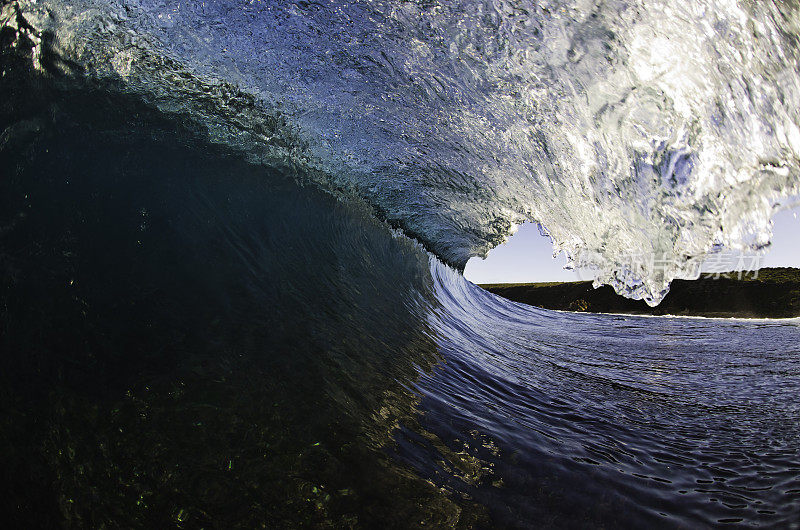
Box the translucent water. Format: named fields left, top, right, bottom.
left=6, top=0, right=800, bottom=302
left=2, top=1, right=799, bottom=527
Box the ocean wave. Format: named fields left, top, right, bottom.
left=2, top=47, right=800, bottom=525
left=5, top=0, right=800, bottom=303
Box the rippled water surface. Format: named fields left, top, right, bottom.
left=416, top=270, right=800, bottom=526
left=2, top=0, right=800, bottom=528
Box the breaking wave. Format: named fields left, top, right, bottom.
left=3, top=1, right=800, bottom=527
left=4, top=0, right=800, bottom=303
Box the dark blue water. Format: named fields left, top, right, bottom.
left=2, top=2, right=800, bottom=528
left=416, top=269, right=800, bottom=526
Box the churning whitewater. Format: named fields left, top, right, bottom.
left=2, top=0, right=800, bottom=528
left=4, top=0, right=800, bottom=303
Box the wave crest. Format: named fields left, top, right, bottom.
left=5, top=0, right=800, bottom=303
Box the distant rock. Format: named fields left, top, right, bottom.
left=481, top=268, right=800, bottom=319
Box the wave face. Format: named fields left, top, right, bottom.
left=5, top=0, right=800, bottom=302
left=2, top=1, right=800, bottom=528
left=0, top=62, right=475, bottom=527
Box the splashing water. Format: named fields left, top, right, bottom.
left=5, top=0, right=800, bottom=303
left=3, top=3, right=800, bottom=526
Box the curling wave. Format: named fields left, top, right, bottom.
left=4, top=0, right=800, bottom=303
left=2, top=1, right=800, bottom=528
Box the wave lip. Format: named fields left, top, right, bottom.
left=5, top=0, right=800, bottom=303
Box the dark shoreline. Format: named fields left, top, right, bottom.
left=481, top=267, right=800, bottom=319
